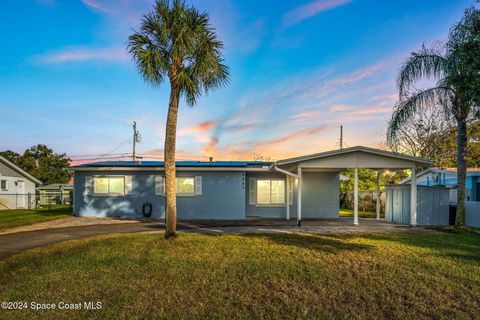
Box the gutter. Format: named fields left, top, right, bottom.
left=67, top=166, right=272, bottom=173
left=273, top=166, right=298, bottom=178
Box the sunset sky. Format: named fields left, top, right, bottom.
left=0, top=0, right=473, bottom=164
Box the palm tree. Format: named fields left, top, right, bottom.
left=387, top=43, right=475, bottom=227
left=389, top=7, right=480, bottom=227
left=128, top=0, right=229, bottom=237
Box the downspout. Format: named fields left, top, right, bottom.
left=273, top=166, right=299, bottom=224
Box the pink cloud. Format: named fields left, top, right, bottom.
left=180, top=120, right=218, bottom=135
left=36, top=47, right=128, bottom=64
left=329, top=104, right=353, bottom=112
left=283, top=0, right=352, bottom=27
left=201, top=125, right=330, bottom=160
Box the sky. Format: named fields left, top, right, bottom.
left=0, top=0, right=475, bottom=164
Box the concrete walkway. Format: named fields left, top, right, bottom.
left=0, top=218, right=436, bottom=260
left=0, top=216, right=139, bottom=235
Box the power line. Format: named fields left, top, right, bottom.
left=69, top=155, right=132, bottom=162
left=68, top=140, right=131, bottom=162
left=69, top=152, right=128, bottom=158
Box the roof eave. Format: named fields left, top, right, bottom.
left=277, top=146, right=433, bottom=167
left=0, top=155, right=42, bottom=185
left=68, top=166, right=271, bottom=172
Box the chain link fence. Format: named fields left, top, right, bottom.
left=341, top=190, right=386, bottom=213
left=0, top=191, right=73, bottom=210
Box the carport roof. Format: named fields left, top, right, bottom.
left=276, top=146, right=433, bottom=169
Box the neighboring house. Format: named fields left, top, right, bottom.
left=37, top=183, right=73, bottom=206
left=400, top=168, right=480, bottom=202
left=69, top=146, right=431, bottom=225
left=0, top=155, right=42, bottom=210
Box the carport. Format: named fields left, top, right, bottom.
left=274, top=146, right=432, bottom=226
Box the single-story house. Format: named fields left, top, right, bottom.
left=400, top=167, right=480, bottom=202
left=69, top=146, right=432, bottom=225
left=37, top=183, right=73, bottom=206
left=0, top=155, right=42, bottom=210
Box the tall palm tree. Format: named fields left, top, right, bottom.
left=389, top=7, right=480, bottom=227
left=387, top=43, right=475, bottom=227
left=128, top=0, right=229, bottom=237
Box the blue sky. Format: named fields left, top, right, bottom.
left=0, top=0, right=474, bottom=163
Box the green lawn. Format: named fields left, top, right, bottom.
left=1, top=230, right=479, bottom=319
left=340, top=208, right=384, bottom=219
left=0, top=206, right=72, bottom=231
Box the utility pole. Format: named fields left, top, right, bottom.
left=132, top=121, right=141, bottom=161
left=340, top=125, right=343, bottom=150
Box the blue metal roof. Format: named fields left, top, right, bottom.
left=71, top=160, right=272, bottom=169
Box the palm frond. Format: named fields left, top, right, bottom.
left=397, top=45, right=447, bottom=98
left=127, top=0, right=229, bottom=106
left=387, top=87, right=454, bottom=145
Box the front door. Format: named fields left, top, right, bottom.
left=16, top=181, right=25, bottom=208
left=477, top=183, right=480, bottom=202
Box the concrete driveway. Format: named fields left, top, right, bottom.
left=0, top=217, right=435, bottom=260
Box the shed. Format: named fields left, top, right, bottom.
left=385, top=185, right=449, bottom=226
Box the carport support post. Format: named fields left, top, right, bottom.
left=297, top=167, right=302, bottom=226
left=410, top=166, right=417, bottom=226
left=354, top=167, right=359, bottom=226
left=376, top=170, right=381, bottom=220
left=286, top=176, right=290, bottom=220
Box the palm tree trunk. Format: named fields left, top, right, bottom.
left=455, top=119, right=467, bottom=227
left=164, top=84, right=181, bottom=238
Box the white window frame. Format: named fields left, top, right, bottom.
left=155, top=176, right=202, bottom=197
left=0, top=179, right=7, bottom=191
left=176, top=177, right=195, bottom=196
left=255, top=179, right=286, bottom=207
left=93, top=176, right=125, bottom=196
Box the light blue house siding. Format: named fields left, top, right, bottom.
left=175, top=171, right=245, bottom=220
left=74, top=171, right=245, bottom=220
left=245, top=172, right=339, bottom=219
left=74, top=171, right=160, bottom=219
left=246, top=172, right=294, bottom=218
left=302, top=172, right=340, bottom=219
left=73, top=170, right=340, bottom=220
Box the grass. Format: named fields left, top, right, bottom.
left=0, top=206, right=72, bottom=231
left=1, top=230, right=479, bottom=319
left=340, top=208, right=384, bottom=219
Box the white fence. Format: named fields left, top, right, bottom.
left=466, top=201, right=480, bottom=228
left=0, top=193, right=36, bottom=210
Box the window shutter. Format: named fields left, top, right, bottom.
left=195, top=176, right=202, bottom=195
left=249, top=178, right=256, bottom=205
left=155, top=176, right=165, bottom=195
left=85, top=176, right=93, bottom=195
left=124, top=176, right=133, bottom=194
left=289, top=178, right=294, bottom=205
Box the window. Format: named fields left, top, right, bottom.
left=0, top=180, right=7, bottom=191
left=176, top=177, right=195, bottom=195
left=93, top=176, right=125, bottom=195
left=256, top=179, right=285, bottom=205
left=155, top=176, right=202, bottom=196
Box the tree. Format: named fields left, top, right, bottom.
left=388, top=106, right=456, bottom=167
left=0, top=150, right=21, bottom=164
left=387, top=7, right=480, bottom=227
left=17, top=145, right=71, bottom=185
left=1, top=145, right=71, bottom=185
left=128, top=0, right=229, bottom=237
left=389, top=112, right=480, bottom=168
